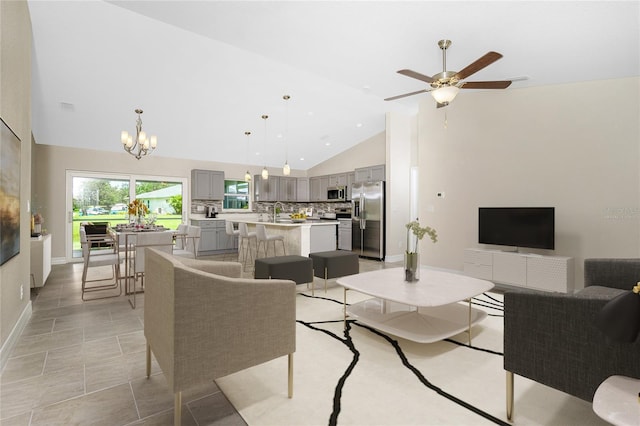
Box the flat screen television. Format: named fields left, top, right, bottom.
left=478, top=207, right=555, bottom=250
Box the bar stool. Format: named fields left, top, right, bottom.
left=238, top=223, right=257, bottom=271
left=256, top=224, right=286, bottom=258
left=225, top=220, right=240, bottom=260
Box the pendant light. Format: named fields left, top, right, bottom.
left=244, top=131, right=252, bottom=182
left=282, top=95, right=291, bottom=176
left=261, top=115, right=269, bottom=180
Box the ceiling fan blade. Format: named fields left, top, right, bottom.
left=460, top=80, right=512, bottom=89
left=453, top=51, right=503, bottom=80
left=397, top=69, right=435, bottom=84
left=384, top=89, right=429, bottom=101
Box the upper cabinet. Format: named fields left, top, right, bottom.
left=278, top=177, right=297, bottom=202
left=346, top=172, right=356, bottom=200
left=191, top=169, right=225, bottom=200
left=328, top=173, right=347, bottom=187
left=296, top=178, right=309, bottom=202
left=354, top=165, right=385, bottom=183
left=309, top=176, right=329, bottom=202
left=254, top=175, right=280, bottom=202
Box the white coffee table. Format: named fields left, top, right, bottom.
left=337, top=267, right=494, bottom=344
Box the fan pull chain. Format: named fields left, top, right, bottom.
left=444, top=111, right=448, bottom=129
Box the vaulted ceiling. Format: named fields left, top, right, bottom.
left=28, top=1, right=639, bottom=170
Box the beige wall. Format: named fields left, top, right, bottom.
left=306, top=131, right=385, bottom=176
left=385, top=112, right=417, bottom=261
left=0, top=0, right=32, bottom=361
left=418, top=77, right=640, bottom=289
left=35, top=133, right=387, bottom=260
left=33, top=144, right=304, bottom=259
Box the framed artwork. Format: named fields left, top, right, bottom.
left=0, top=117, right=21, bottom=266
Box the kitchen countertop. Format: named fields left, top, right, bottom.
left=234, top=219, right=338, bottom=227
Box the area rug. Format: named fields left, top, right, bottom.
left=216, top=285, right=604, bottom=426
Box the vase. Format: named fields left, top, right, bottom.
left=405, top=229, right=420, bottom=282
left=404, top=252, right=420, bottom=282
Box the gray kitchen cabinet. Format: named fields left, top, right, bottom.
left=354, top=165, right=385, bottom=182
left=328, top=173, right=347, bottom=187
left=191, top=219, right=236, bottom=253
left=309, top=176, right=329, bottom=201
left=197, top=223, right=218, bottom=252
left=191, top=169, right=225, bottom=200
left=296, top=178, right=309, bottom=202
left=346, top=172, right=356, bottom=200
left=278, top=177, right=297, bottom=201
left=254, top=175, right=280, bottom=201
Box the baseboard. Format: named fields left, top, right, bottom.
left=52, top=257, right=66, bottom=265
left=0, top=301, right=32, bottom=372
left=385, top=254, right=403, bottom=263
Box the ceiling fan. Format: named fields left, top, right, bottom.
left=385, top=39, right=512, bottom=108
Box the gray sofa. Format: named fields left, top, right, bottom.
left=504, top=258, right=640, bottom=420
left=143, top=248, right=296, bottom=426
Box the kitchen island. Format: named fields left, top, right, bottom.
left=234, top=219, right=338, bottom=259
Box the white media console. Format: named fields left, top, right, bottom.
left=463, top=248, right=574, bottom=293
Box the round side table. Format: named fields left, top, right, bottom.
left=593, top=375, right=640, bottom=425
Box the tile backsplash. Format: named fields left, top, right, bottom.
left=191, top=200, right=350, bottom=216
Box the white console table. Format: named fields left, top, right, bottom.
left=463, top=248, right=574, bottom=293
left=30, top=234, right=52, bottom=288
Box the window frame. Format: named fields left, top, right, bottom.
left=222, top=178, right=252, bottom=212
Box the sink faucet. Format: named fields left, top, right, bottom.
left=273, top=202, right=284, bottom=223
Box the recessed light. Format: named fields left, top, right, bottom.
left=356, top=123, right=363, bottom=128
left=299, top=157, right=305, bottom=161
left=276, top=133, right=283, bottom=139
left=255, top=152, right=260, bottom=156
left=325, top=142, right=331, bottom=146
left=307, top=111, right=314, bottom=116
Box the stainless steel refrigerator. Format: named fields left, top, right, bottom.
left=351, top=181, right=385, bottom=260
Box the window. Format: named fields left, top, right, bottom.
left=223, top=179, right=250, bottom=211
left=66, top=171, right=187, bottom=262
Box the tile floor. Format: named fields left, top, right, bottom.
left=1, top=253, right=392, bottom=425
left=0, top=254, right=250, bottom=426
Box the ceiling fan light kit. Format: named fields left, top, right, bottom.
left=386, top=39, right=513, bottom=107
left=431, top=85, right=460, bottom=105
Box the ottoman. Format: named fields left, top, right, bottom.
left=309, top=250, right=359, bottom=294
left=255, top=255, right=314, bottom=290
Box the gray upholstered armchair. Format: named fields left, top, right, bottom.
left=143, top=248, right=296, bottom=426
left=504, top=258, right=640, bottom=420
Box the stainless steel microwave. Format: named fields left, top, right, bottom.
left=327, top=186, right=346, bottom=201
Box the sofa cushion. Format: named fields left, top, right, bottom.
left=575, top=285, right=627, bottom=300
left=598, top=290, right=640, bottom=342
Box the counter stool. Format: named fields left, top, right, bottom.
left=225, top=220, right=240, bottom=260
left=255, top=255, right=314, bottom=293
left=256, top=224, right=286, bottom=258
left=309, top=250, right=359, bottom=294
left=238, top=223, right=257, bottom=271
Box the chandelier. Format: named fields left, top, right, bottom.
left=120, top=109, right=157, bottom=160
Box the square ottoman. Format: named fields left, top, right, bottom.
left=255, top=255, right=314, bottom=289
left=309, top=250, right=359, bottom=294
